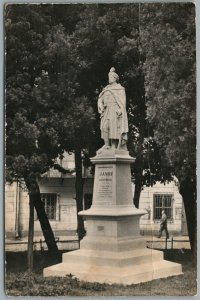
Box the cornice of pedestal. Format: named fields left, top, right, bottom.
left=91, top=149, right=135, bottom=164
left=79, top=206, right=147, bottom=217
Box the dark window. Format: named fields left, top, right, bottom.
left=153, top=194, right=173, bottom=220
left=41, top=193, right=57, bottom=220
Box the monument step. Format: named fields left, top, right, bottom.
left=62, top=248, right=163, bottom=267
left=43, top=260, right=182, bottom=285
left=80, top=236, right=146, bottom=251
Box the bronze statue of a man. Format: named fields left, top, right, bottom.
left=98, top=67, right=128, bottom=153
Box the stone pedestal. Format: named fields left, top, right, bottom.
left=43, top=150, right=182, bottom=284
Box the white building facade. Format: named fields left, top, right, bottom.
left=5, top=154, right=188, bottom=239
left=139, top=181, right=187, bottom=236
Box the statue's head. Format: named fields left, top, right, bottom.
left=108, top=67, right=119, bottom=84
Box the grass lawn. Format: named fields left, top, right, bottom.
left=5, top=249, right=197, bottom=296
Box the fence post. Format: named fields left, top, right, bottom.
left=40, top=239, right=43, bottom=251
left=165, top=237, right=167, bottom=249
left=171, top=236, right=173, bottom=249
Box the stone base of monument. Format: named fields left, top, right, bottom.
left=43, top=150, right=182, bottom=284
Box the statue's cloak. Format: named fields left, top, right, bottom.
left=98, top=83, right=128, bottom=144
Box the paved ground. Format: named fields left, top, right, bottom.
left=5, top=235, right=190, bottom=252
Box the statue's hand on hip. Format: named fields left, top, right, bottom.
left=100, top=110, right=105, bottom=118
left=116, top=108, right=122, bottom=117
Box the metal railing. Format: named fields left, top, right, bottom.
left=5, top=237, right=190, bottom=251
left=5, top=238, right=80, bottom=251
left=146, top=237, right=190, bottom=249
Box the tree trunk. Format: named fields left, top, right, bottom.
left=131, top=117, right=146, bottom=209
left=27, top=194, right=34, bottom=271
left=24, top=177, right=58, bottom=254
left=179, top=177, right=196, bottom=257
left=133, top=153, right=143, bottom=208
left=75, top=148, right=86, bottom=241
left=133, top=168, right=143, bottom=208
left=33, top=189, right=58, bottom=253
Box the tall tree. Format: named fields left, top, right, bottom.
left=5, top=5, right=61, bottom=269
left=34, top=20, right=96, bottom=240
left=140, top=3, right=196, bottom=251
left=68, top=4, right=170, bottom=209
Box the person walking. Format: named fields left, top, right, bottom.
left=158, top=210, right=169, bottom=239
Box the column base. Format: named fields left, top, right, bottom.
left=44, top=212, right=182, bottom=284
left=43, top=246, right=182, bottom=285
left=43, top=152, right=182, bottom=285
